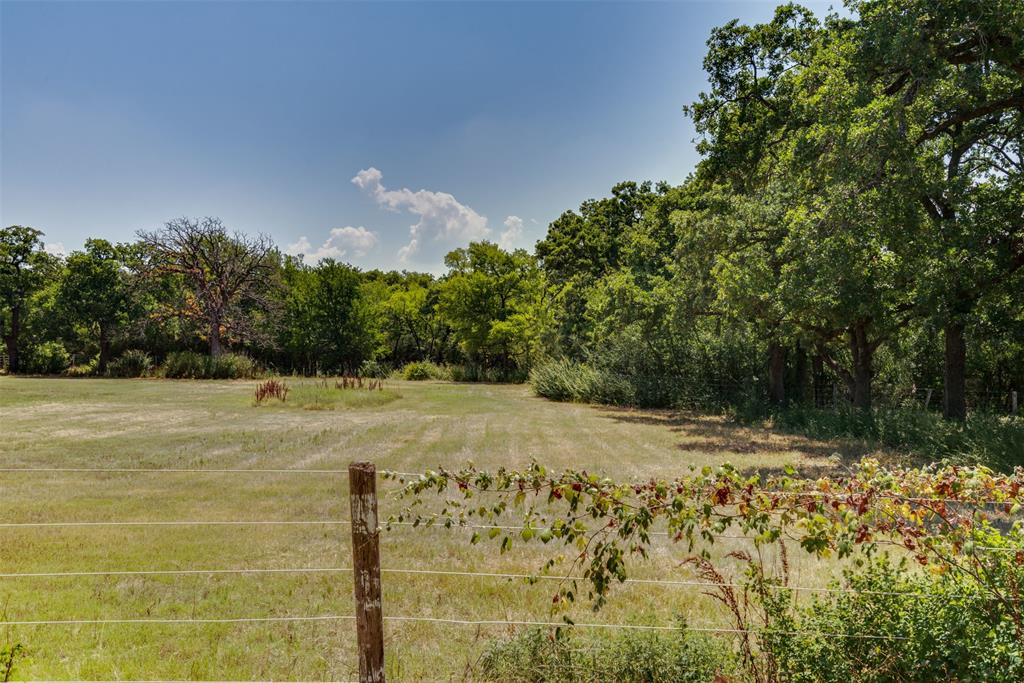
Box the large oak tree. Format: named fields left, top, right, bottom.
left=139, top=217, right=277, bottom=357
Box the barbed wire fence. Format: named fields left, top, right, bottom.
left=1, top=462, right=1020, bottom=682
left=582, top=370, right=1021, bottom=416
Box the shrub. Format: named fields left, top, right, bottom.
left=479, top=623, right=738, bottom=682
left=161, top=351, right=207, bottom=379
left=767, top=554, right=1024, bottom=683
left=107, top=349, right=153, bottom=378
left=24, top=341, right=71, bottom=375
left=401, top=361, right=450, bottom=381
left=206, top=353, right=258, bottom=379
left=65, top=357, right=99, bottom=377
left=161, top=351, right=259, bottom=379
left=1, top=642, right=24, bottom=682
left=588, top=370, right=635, bottom=405
left=449, top=364, right=528, bottom=383
left=359, top=359, right=390, bottom=379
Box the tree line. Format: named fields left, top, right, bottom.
left=2, top=0, right=1022, bottom=421
left=0, top=218, right=546, bottom=381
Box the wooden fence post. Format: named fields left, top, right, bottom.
left=349, top=461, right=385, bottom=683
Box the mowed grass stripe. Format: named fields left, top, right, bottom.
left=0, top=377, right=849, bottom=680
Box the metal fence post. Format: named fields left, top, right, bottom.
left=349, top=461, right=385, bottom=683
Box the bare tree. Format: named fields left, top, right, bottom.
left=139, top=217, right=277, bottom=356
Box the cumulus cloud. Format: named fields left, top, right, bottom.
left=44, top=242, right=67, bottom=257
left=352, top=167, right=490, bottom=262
left=286, top=226, right=378, bottom=264
left=498, top=215, right=524, bottom=250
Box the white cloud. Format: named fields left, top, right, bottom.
left=352, top=167, right=490, bottom=262
left=498, top=215, right=524, bottom=250
left=44, top=242, right=67, bottom=257
left=286, top=226, right=378, bottom=264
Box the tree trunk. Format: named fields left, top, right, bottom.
left=793, top=342, right=809, bottom=405
left=768, top=343, right=786, bottom=408
left=849, top=323, right=873, bottom=411
left=943, top=321, right=967, bottom=421
left=209, top=317, right=223, bottom=357
left=4, top=304, right=21, bottom=373
left=812, top=353, right=825, bottom=407
left=97, top=324, right=111, bottom=375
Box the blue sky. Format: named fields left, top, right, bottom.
left=1, top=0, right=838, bottom=273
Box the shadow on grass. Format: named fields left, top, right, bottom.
left=591, top=405, right=873, bottom=475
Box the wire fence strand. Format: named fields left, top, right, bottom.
left=0, top=520, right=351, bottom=527
left=4, top=467, right=1020, bottom=507
left=0, top=467, right=423, bottom=478
left=2, top=518, right=1016, bottom=552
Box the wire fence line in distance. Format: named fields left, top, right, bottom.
left=2, top=564, right=1017, bottom=601
left=0, top=614, right=908, bottom=640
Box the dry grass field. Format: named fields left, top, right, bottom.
left=0, top=377, right=869, bottom=681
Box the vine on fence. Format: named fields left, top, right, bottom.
left=387, top=460, right=1024, bottom=679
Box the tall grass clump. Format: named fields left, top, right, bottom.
left=280, top=379, right=401, bottom=410
left=401, top=361, right=451, bottom=381
left=773, top=405, right=1024, bottom=470
left=529, top=359, right=633, bottom=405
left=479, top=624, right=737, bottom=683
left=106, top=349, right=153, bottom=378
left=253, top=378, right=289, bottom=404
left=529, top=359, right=598, bottom=401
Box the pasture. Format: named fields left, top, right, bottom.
left=1, top=377, right=863, bottom=681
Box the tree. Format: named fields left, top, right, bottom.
left=139, top=217, right=277, bottom=357
left=684, top=5, right=833, bottom=406
left=375, top=282, right=451, bottom=365
left=56, top=239, right=136, bottom=373
left=536, top=182, right=665, bottom=358
left=439, top=241, right=547, bottom=370
left=686, top=4, right=934, bottom=410
left=846, top=0, right=1024, bottom=419
left=0, top=226, right=46, bottom=373
left=281, top=258, right=376, bottom=373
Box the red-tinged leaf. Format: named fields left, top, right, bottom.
left=714, top=486, right=731, bottom=505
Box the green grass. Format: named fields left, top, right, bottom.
left=261, top=379, right=402, bottom=411
left=1, top=377, right=868, bottom=681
